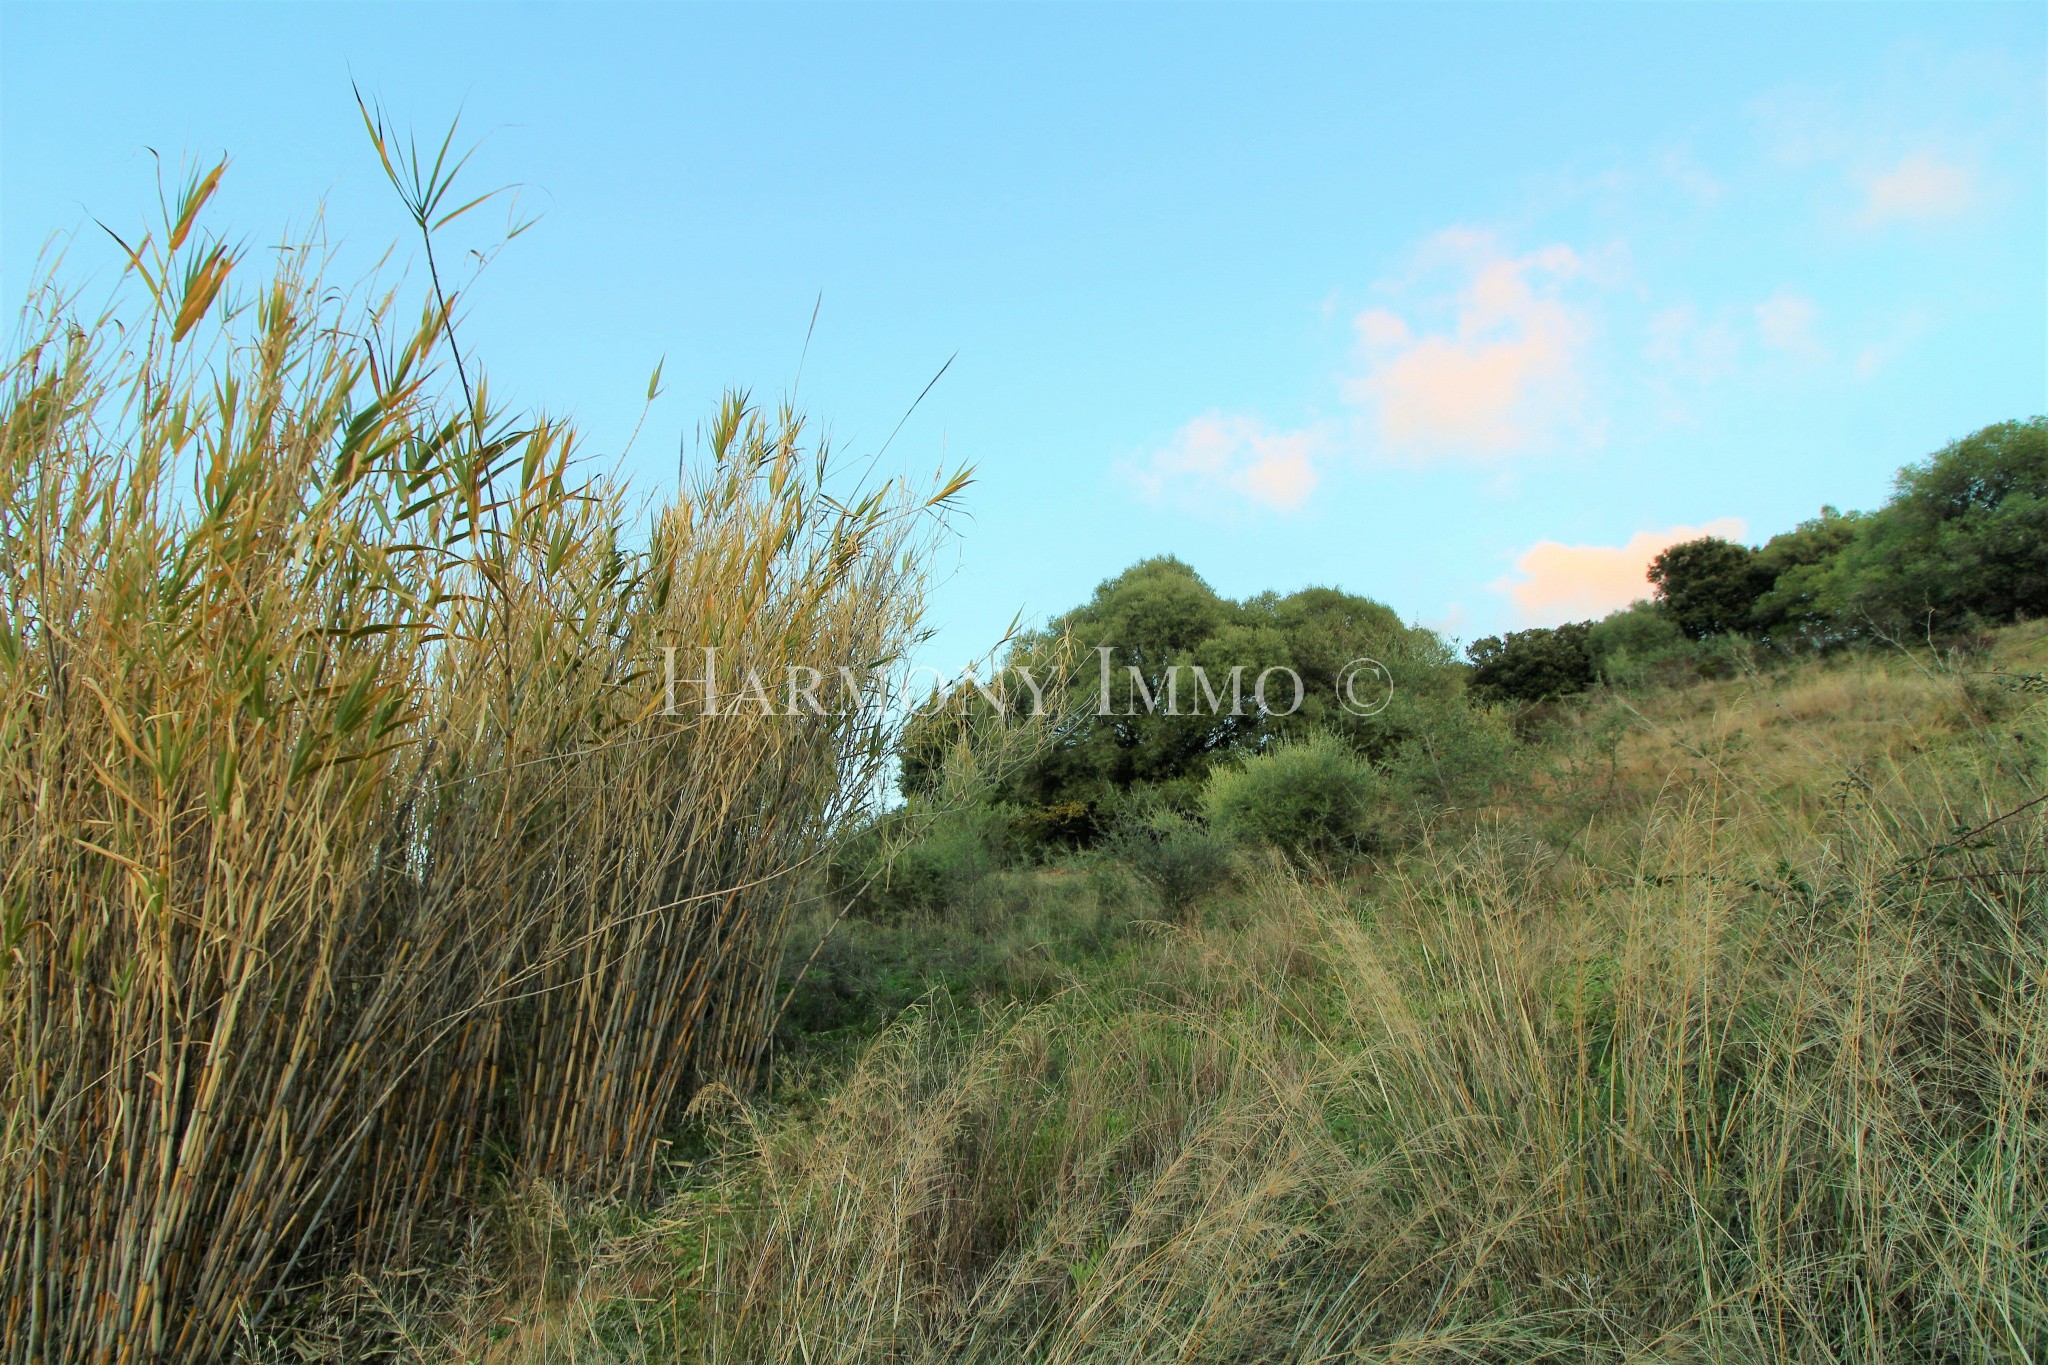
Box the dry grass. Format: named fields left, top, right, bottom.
left=424, top=635, right=2045, bottom=1363
left=0, top=168, right=960, bottom=1363
left=8, top=150, right=2042, bottom=1365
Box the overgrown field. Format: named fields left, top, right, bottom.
left=5, top=153, right=2043, bottom=1365
left=312, top=629, right=2048, bottom=1363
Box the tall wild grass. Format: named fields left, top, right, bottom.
left=0, top=164, right=959, bottom=1363
left=464, top=646, right=2045, bottom=1362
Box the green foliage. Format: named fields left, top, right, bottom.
left=1009, top=799, right=1102, bottom=848
left=1383, top=688, right=1517, bottom=809
left=1252, top=585, right=1447, bottom=762
left=1820, top=417, right=2048, bottom=631
left=1586, top=600, right=1692, bottom=685
left=777, top=862, right=1145, bottom=1043
left=1621, top=420, right=2046, bottom=658
left=945, top=558, right=1472, bottom=845
left=828, top=803, right=1020, bottom=920
left=1648, top=536, right=1772, bottom=640
left=1203, top=730, right=1386, bottom=864
left=1749, top=507, right=1865, bottom=646
left=1109, top=809, right=1233, bottom=916
left=1467, top=622, right=1595, bottom=704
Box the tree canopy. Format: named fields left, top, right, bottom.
left=902, top=557, right=1494, bottom=840
left=1819, top=418, right=2048, bottom=631
left=1470, top=417, right=2043, bottom=708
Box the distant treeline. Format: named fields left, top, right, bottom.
left=877, top=416, right=2044, bottom=880
left=1470, top=417, right=2048, bottom=705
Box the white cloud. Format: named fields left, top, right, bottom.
left=1753, top=291, right=1824, bottom=359
left=1128, top=412, right=1328, bottom=513
left=1133, top=229, right=1614, bottom=512
left=1647, top=303, right=1741, bottom=383
left=1492, top=518, right=1747, bottom=626
left=1859, top=151, right=1979, bottom=226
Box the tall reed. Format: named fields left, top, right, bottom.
left=0, top=164, right=958, bottom=1364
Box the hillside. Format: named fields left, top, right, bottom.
left=305, top=624, right=2048, bottom=1363
left=5, top=151, right=2040, bottom=1365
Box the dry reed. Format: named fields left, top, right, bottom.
left=0, top=162, right=961, bottom=1364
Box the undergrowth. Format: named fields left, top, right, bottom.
left=298, top=626, right=2047, bottom=1363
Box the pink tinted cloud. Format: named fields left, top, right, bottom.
left=1129, top=412, right=1327, bottom=513
left=1345, top=235, right=1591, bottom=461
left=1494, top=518, right=1747, bottom=625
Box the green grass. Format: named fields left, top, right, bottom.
left=307, top=626, right=2047, bottom=1363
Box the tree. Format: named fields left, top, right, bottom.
left=1648, top=537, right=1771, bottom=640
left=1820, top=418, right=2048, bottom=630
left=1748, top=508, right=1863, bottom=647
left=904, top=558, right=1487, bottom=843
left=1466, top=623, right=1595, bottom=704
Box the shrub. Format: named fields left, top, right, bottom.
left=1203, top=731, right=1386, bottom=864
left=1011, top=799, right=1103, bottom=849
left=1110, top=810, right=1233, bottom=916
left=1385, top=692, right=1516, bottom=808
left=834, top=803, right=1020, bottom=919
left=1588, top=601, right=1698, bottom=688
left=893, top=806, right=1019, bottom=914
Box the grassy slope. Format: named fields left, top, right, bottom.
left=307, top=627, right=2048, bottom=1363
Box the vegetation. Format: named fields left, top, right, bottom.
left=6, top=137, right=2044, bottom=1365
left=0, top=161, right=961, bottom=1364
left=1109, top=809, right=1234, bottom=917
left=1825, top=418, right=2048, bottom=630
left=1468, top=417, right=2047, bottom=708
left=1469, top=619, right=1594, bottom=704
left=303, top=622, right=2048, bottom=1364
left=1201, top=729, right=1386, bottom=864
left=898, top=557, right=1505, bottom=858
left=1647, top=535, right=1773, bottom=640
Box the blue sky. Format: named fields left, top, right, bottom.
left=4, top=3, right=2043, bottom=668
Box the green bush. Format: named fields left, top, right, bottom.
left=1110, top=811, right=1233, bottom=916
left=1203, top=731, right=1386, bottom=864
left=1010, top=799, right=1103, bottom=850
left=1384, top=693, right=1516, bottom=809
left=776, top=863, right=1146, bottom=1044
left=829, top=803, right=1019, bottom=919
left=1467, top=622, right=1595, bottom=704
left=1588, top=601, right=1697, bottom=688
